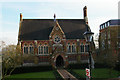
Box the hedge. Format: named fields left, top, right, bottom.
left=6, top=65, right=53, bottom=75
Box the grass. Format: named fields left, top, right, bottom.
left=73, top=68, right=120, bottom=78
left=6, top=71, right=55, bottom=78
left=4, top=68, right=120, bottom=79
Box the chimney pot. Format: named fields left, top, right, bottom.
left=83, top=6, right=87, bottom=18
left=83, top=6, right=88, bottom=24
left=20, top=13, right=22, bottom=21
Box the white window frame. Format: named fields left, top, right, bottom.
left=23, top=44, right=28, bottom=54
left=38, top=44, right=43, bottom=55
left=80, top=43, right=84, bottom=53
left=85, top=44, right=89, bottom=53
left=29, top=44, right=34, bottom=54
left=43, top=44, right=49, bottom=54
left=71, top=43, right=76, bottom=53
left=38, top=44, right=49, bottom=55
left=67, top=43, right=71, bottom=53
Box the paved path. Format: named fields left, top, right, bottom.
left=57, top=69, right=78, bottom=80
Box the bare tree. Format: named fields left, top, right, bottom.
left=2, top=44, right=22, bottom=79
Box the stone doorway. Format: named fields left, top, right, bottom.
left=56, top=55, right=64, bottom=68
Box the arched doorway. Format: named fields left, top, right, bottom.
left=56, top=55, right=64, bottom=68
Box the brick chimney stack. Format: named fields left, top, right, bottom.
left=20, top=13, right=22, bottom=21
left=83, top=6, right=88, bottom=24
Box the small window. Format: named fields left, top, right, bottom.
left=44, top=46, right=46, bottom=54
left=38, top=44, right=43, bottom=54
left=80, top=43, right=84, bottom=53
left=23, top=44, right=28, bottom=54
left=104, top=24, right=106, bottom=28
left=46, top=46, right=48, bottom=54
left=108, top=22, right=110, bottom=26
left=72, top=43, right=76, bottom=53
left=85, top=44, right=89, bottom=52
left=40, top=46, right=43, bottom=54
left=29, top=44, right=34, bottom=54
left=44, top=44, right=48, bottom=54
left=103, top=25, right=104, bottom=29
left=67, top=43, right=71, bottom=53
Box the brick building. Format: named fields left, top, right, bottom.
left=18, top=6, right=94, bottom=68
left=99, top=19, right=120, bottom=62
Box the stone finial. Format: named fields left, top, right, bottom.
left=54, top=14, right=56, bottom=22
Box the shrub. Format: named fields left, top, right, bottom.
left=10, top=65, right=53, bottom=74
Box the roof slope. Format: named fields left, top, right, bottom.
left=18, top=19, right=88, bottom=40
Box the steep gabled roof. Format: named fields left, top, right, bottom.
left=18, top=19, right=88, bottom=40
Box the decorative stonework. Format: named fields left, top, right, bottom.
left=18, top=8, right=95, bottom=68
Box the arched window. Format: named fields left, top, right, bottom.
left=44, top=44, right=48, bottom=54
left=85, top=44, right=89, bottom=52
left=46, top=46, right=48, bottom=54
left=23, top=44, right=28, bottom=54
left=80, top=43, right=84, bottom=53
left=67, top=43, right=71, bottom=53
left=29, top=44, right=34, bottom=54
left=38, top=44, right=43, bottom=55
left=72, top=43, right=76, bottom=53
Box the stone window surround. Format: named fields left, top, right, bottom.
left=67, top=42, right=76, bottom=53
left=23, top=43, right=34, bottom=54
left=38, top=43, right=49, bottom=55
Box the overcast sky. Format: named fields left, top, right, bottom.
left=0, top=0, right=119, bottom=45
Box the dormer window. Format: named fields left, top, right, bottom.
left=54, top=35, right=61, bottom=43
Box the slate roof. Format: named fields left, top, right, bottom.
left=18, top=19, right=89, bottom=40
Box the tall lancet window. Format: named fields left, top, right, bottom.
left=72, top=43, right=76, bottom=53
left=38, top=44, right=43, bottom=55
left=29, top=44, right=34, bottom=54
left=23, top=44, right=28, bottom=54
left=67, top=43, right=71, bottom=53
left=80, top=43, right=84, bottom=53
left=44, top=44, right=48, bottom=54
left=85, top=44, right=89, bottom=52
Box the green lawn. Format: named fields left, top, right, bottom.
left=6, top=71, right=55, bottom=78
left=73, top=68, right=120, bottom=78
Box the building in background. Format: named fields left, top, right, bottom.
left=99, top=19, right=120, bottom=62
left=18, top=6, right=95, bottom=68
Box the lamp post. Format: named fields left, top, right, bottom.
left=83, top=29, right=94, bottom=80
